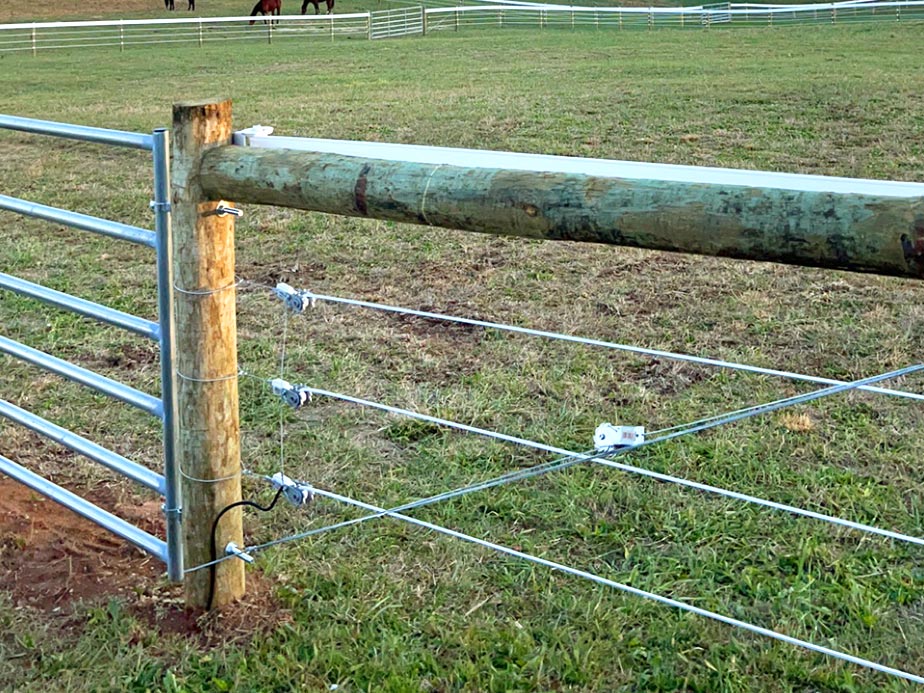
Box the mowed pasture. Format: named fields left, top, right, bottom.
left=1, top=12, right=924, bottom=692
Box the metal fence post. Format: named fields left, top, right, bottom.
left=152, top=128, right=184, bottom=583
left=31, top=26, right=36, bottom=56
left=120, top=21, right=124, bottom=52
left=171, top=99, right=245, bottom=609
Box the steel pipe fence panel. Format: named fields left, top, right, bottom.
left=151, top=128, right=183, bottom=582
left=1, top=115, right=182, bottom=579
left=0, top=114, right=152, bottom=150
left=0, top=453, right=168, bottom=562
left=0, top=272, right=160, bottom=340
left=370, top=7, right=424, bottom=38
left=0, top=194, right=156, bottom=247
left=0, top=335, right=163, bottom=418
left=0, top=398, right=166, bottom=494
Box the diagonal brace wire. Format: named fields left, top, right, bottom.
left=245, top=363, right=924, bottom=556
left=188, top=365, right=923, bottom=573
left=314, top=485, right=924, bottom=686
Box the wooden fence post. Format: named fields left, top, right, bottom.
left=171, top=99, right=245, bottom=610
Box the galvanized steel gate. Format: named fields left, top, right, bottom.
left=369, top=7, right=425, bottom=39
left=0, top=115, right=183, bottom=581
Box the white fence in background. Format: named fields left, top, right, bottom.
left=0, top=13, right=371, bottom=53
left=370, top=6, right=426, bottom=37
left=1, top=0, right=923, bottom=53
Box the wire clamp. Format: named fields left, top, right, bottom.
left=225, top=542, right=255, bottom=564
left=149, top=200, right=172, bottom=213
left=271, top=378, right=312, bottom=409
left=268, top=472, right=314, bottom=507
left=273, top=282, right=315, bottom=313
left=594, top=423, right=645, bottom=451
left=161, top=503, right=183, bottom=520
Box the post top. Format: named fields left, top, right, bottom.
left=173, top=98, right=231, bottom=109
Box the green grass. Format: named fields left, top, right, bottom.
left=2, top=18, right=924, bottom=693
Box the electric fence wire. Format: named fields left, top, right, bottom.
left=203, top=282, right=924, bottom=681
left=239, top=362, right=924, bottom=558
left=313, top=485, right=924, bottom=686
left=247, top=280, right=924, bottom=402
left=187, top=372, right=924, bottom=680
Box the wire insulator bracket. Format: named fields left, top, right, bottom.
left=268, top=472, right=314, bottom=507
left=274, top=282, right=315, bottom=314
left=271, top=378, right=312, bottom=409
left=594, top=423, right=645, bottom=450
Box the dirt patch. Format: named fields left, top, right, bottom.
left=130, top=573, right=291, bottom=649
left=0, top=478, right=163, bottom=611
left=0, top=477, right=289, bottom=648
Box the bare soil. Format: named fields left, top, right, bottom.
left=0, top=477, right=289, bottom=647
left=0, top=477, right=163, bottom=611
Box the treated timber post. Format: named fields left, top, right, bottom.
left=171, top=99, right=245, bottom=609
left=198, top=148, right=924, bottom=280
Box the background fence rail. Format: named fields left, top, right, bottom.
left=2, top=1, right=923, bottom=53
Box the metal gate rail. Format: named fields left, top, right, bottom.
left=0, top=114, right=182, bottom=581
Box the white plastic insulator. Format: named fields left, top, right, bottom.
left=269, top=472, right=314, bottom=507
left=274, top=282, right=313, bottom=313
left=594, top=423, right=645, bottom=450
left=271, top=378, right=292, bottom=397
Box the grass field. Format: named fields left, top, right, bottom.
left=2, top=12, right=924, bottom=693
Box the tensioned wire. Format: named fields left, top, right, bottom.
left=189, top=365, right=889, bottom=575
left=245, top=281, right=924, bottom=402
left=313, top=486, right=924, bottom=686
left=239, top=363, right=924, bottom=558
left=185, top=443, right=604, bottom=574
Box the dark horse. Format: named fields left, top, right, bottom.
left=250, top=0, right=282, bottom=24
left=301, top=0, right=333, bottom=14
left=164, top=0, right=195, bottom=9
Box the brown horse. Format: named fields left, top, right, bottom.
left=164, top=0, right=195, bottom=9
left=249, top=0, right=281, bottom=24
left=301, top=0, right=333, bottom=14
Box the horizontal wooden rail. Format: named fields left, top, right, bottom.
left=201, top=146, right=924, bottom=280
